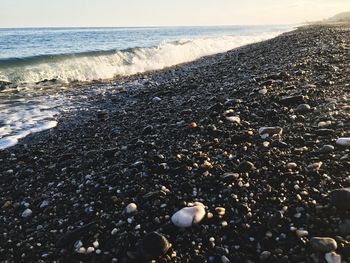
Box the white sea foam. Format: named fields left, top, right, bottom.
left=0, top=31, right=286, bottom=84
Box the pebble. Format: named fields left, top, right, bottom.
left=260, top=251, right=272, bottom=260
left=310, top=237, right=337, bottom=253
left=287, top=162, right=298, bottom=170
left=225, top=116, right=241, bottom=124
left=258, top=127, right=283, bottom=138
left=221, top=255, right=230, bottom=263
left=296, top=103, right=311, bottom=113
left=259, top=88, right=268, bottom=95
left=86, top=247, right=95, bottom=254
left=237, top=161, right=256, bottom=172
left=111, top=228, right=118, bottom=235
left=77, top=247, right=86, bottom=254
left=152, top=96, right=162, bottom=103
left=296, top=229, right=309, bottom=238
left=21, top=208, right=33, bottom=218
left=325, top=252, right=341, bottom=263
left=125, top=203, right=137, bottom=214
left=336, top=137, right=350, bottom=146
left=329, top=188, right=350, bottom=209
left=307, top=162, right=322, bottom=172
left=215, top=207, right=226, bottom=216
left=171, top=204, right=206, bottom=228
left=74, top=240, right=83, bottom=250
left=320, top=145, right=335, bottom=153
left=138, top=232, right=171, bottom=259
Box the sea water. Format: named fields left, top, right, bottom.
left=0, top=25, right=292, bottom=149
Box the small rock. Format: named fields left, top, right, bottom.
left=237, top=161, right=256, bottom=172
left=152, top=97, right=162, bottom=103
left=125, top=203, right=137, bottom=214
left=74, top=240, right=83, bottom=250
left=330, top=188, right=350, bottom=209
left=225, top=116, right=241, bottom=124
left=138, top=232, right=171, bottom=259
left=258, top=127, right=283, bottom=138
left=215, top=207, right=226, bottom=216
left=221, top=255, right=230, bottom=263
left=287, top=162, right=298, bottom=170
left=259, top=88, right=268, bottom=95
left=310, top=237, right=337, bottom=253
left=336, top=138, right=350, bottom=147
left=325, top=252, right=341, bottom=263
left=171, top=205, right=206, bottom=228
left=86, top=247, right=95, bottom=254
left=320, top=145, right=335, bottom=153
left=22, top=208, right=33, bottom=218
left=296, top=229, right=309, bottom=238
left=39, top=200, right=49, bottom=209
left=296, top=103, right=311, bottom=113
left=307, top=162, right=322, bottom=172
left=260, top=251, right=272, bottom=260
left=77, top=247, right=86, bottom=254
left=2, top=200, right=12, bottom=209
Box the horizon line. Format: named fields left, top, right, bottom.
left=0, top=23, right=299, bottom=30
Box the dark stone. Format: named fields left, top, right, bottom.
left=138, top=232, right=171, bottom=259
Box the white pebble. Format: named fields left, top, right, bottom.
left=111, top=228, right=118, bottom=235
left=125, top=203, right=137, bottom=214
left=86, top=247, right=95, bottom=254
left=93, top=240, right=99, bottom=248
left=171, top=204, right=206, bottom=228
left=77, top=247, right=86, bottom=254
left=21, top=208, right=33, bottom=218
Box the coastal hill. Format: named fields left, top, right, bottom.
left=328, top=11, right=350, bottom=22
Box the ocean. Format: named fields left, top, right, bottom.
left=0, top=25, right=292, bottom=149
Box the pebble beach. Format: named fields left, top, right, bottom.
left=1, top=23, right=350, bottom=262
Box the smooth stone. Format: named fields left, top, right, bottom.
left=237, top=161, right=256, bottom=172
left=296, top=229, right=309, bottom=237
left=260, top=251, right=272, bottom=260
left=296, top=103, right=311, bottom=113
left=310, top=237, right=337, bottom=253
left=215, top=207, right=226, bottom=216
left=320, top=145, right=335, bottom=153
left=259, top=88, right=268, bottom=95
left=86, top=247, right=95, bottom=254
left=125, top=203, right=137, bottom=214
left=22, top=208, right=33, bottom=218
left=138, top=232, right=171, bottom=259
left=336, top=138, right=350, bottom=147
left=307, top=162, right=322, bottom=172
left=325, top=252, right=341, bottom=263
left=287, top=162, right=298, bottom=170
left=225, top=116, right=241, bottom=124
left=221, top=255, right=230, bottom=263
left=330, top=188, right=350, bottom=209
left=171, top=205, right=206, bottom=228
left=152, top=97, right=162, bottom=103
left=74, top=240, right=83, bottom=250
left=39, top=200, right=49, bottom=209
left=258, top=127, right=283, bottom=137
left=77, top=247, right=86, bottom=254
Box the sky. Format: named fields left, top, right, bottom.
left=0, top=0, right=350, bottom=27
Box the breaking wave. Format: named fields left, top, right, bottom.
left=0, top=31, right=284, bottom=85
